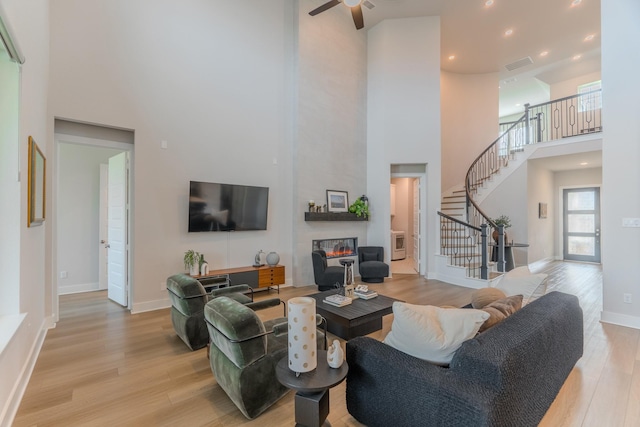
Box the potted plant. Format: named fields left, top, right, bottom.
left=348, top=196, right=370, bottom=219
left=491, top=215, right=511, bottom=242
left=184, top=249, right=201, bottom=276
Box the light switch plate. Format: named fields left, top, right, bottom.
left=622, top=218, right=640, bottom=228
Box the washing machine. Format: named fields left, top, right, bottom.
left=391, top=230, right=406, bottom=260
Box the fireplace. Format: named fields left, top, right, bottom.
left=312, top=237, right=358, bottom=259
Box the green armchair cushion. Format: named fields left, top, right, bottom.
left=167, top=274, right=208, bottom=316
left=166, top=274, right=209, bottom=350
left=205, top=296, right=269, bottom=368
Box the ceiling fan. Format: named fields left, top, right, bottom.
left=309, top=0, right=365, bottom=30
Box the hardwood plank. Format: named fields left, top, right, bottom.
left=13, top=261, right=639, bottom=427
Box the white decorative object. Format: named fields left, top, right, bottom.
left=254, top=250, right=265, bottom=267
left=200, top=262, right=209, bottom=276
left=288, top=297, right=317, bottom=375
left=327, top=339, right=344, bottom=368
left=266, top=251, right=280, bottom=266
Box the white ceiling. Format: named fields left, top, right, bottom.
left=306, top=0, right=601, bottom=117
left=529, top=151, right=602, bottom=172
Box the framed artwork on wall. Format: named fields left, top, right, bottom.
left=326, top=190, right=349, bottom=213
left=539, top=202, right=547, bottom=219
left=28, top=136, right=46, bottom=227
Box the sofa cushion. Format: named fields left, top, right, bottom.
left=496, top=266, right=548, bottom=305
left=383, top=302, right=489, bottom=365
left=478, top=294, right=523, bottom=332
left=471, top=287, right=507, bottom=309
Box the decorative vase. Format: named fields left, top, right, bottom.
left=327, top=339, right=344, bottom=369
left=266, top=251, right=280, bottom=266
left=288, top=297, right=317, bottom=375
left=189, top=264, right=199, bottom=276
left=492, top=230, right=508, bottom=243
left=200, top=262, right=209, bottom=276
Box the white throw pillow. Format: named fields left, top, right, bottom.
left=495, top=266, right=548, bottom=305
left=383, top=302, right=489, bottom=365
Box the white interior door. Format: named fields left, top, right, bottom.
left=412, top=178, right=420, bottom=273
left=108, top=152, right=128, bottom=306
left=99, top=164, right=108, bottom=290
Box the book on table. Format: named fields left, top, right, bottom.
left=354, top=289, right=378, bottom=300
left=323, top=294, right=352, bottom=307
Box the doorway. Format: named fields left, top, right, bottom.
left=563, top=187, right=601, bottom=263
left=390, top=177, right=421, bottom=275
left=54, top=123, right=134, bottom=319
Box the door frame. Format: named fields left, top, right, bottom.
left=53, top=133, right=134, bottom=321
left=390, top=172, right=426, bottom=276
left=557, top=184, right=602, bottom=263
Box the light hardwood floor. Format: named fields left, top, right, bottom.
left=13, top=261, right=640, bottom=426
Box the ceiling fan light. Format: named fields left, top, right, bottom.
left=344, top=0, right=361, bottom=7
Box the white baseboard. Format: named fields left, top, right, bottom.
left=132, top=298, right=171, bottom=314
left=58, top=282, right=100, bottom=295
left=600, top=311, right=640, bottom=330
left=2, top=315, right=52, bottom=427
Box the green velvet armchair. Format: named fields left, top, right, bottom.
left=166, top=274, right=284, bottom=351
left=204, top=296, right=326, bottom=419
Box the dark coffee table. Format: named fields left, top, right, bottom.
left=309, top=289, right=401, bottom=340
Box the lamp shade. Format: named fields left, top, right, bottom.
left=288, top=297, right=317, bottom=374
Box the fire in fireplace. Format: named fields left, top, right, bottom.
left=312, top=237, right=358, bottom=259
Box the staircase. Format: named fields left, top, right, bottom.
left=435, top=89, right=603, bottom=289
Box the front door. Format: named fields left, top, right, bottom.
left=563, top=187, right=601, bottom=263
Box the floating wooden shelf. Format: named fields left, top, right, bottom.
left=304, top=212, right=368, bottom=222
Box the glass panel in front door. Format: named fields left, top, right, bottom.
left=563, top=187, right=600, bottom=263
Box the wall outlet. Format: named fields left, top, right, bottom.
left=624, top=293, right=632, bottom=304
left=60, top=271, right=67, bottom=279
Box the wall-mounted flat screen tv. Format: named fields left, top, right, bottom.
left=188, top=181, right=269, bottom=232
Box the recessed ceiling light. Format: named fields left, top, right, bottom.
left=580, top=162, right=589, bottom=166
left=571, top=0, right=582, bottom=6
left=504, top=28, right=514, bottom=37
left=540, top=51, right=549, bottom=57
left=485, top=0, right=494, bottom=6
left=572, top=54, right=582, bottom=61
left=448, top=55, right=456, bottom=60
left=584, top=34, right=595, bottom=42
left=515, top=103, right=521, bottom=107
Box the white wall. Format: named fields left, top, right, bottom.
left=526, top=162, right=554, bottom=263
left=601, top=0, right=640, bottom=328
left=294, top=0, right=368, bottom=284
left=0, top=0, right=50, bottom=424
left=441, top=71, right=499, bottom=192
left=367, top=17, right=441, bottom=277
left=49, top=0, right=296, bottom=311
left=479, top=164, right=529, bottom=267
left=57, top=143, right=123, bottom=294
left=553, top=167, right=602, bottom=259
left=550, top=71, right=601, bottom=100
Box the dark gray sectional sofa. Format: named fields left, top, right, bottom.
left=345, top=291, right=583, bottom=427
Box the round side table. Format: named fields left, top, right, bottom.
left=276, top=350, right=348, bottom=427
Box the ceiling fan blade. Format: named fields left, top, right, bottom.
left=309, top=0, right=341, bottom=16
left=351, top=4, right=364, bottom=30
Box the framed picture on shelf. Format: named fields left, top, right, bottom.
left=326, top=190, right=349, bottom=213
